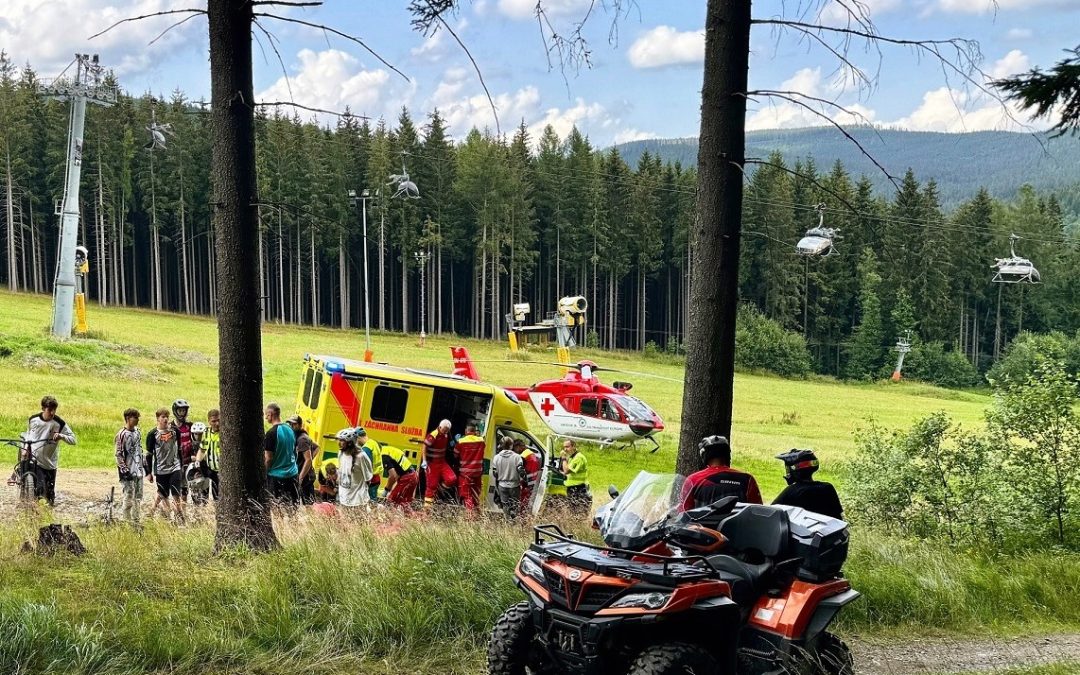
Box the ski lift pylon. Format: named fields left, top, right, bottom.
left=991, top=233, right=1040, bottom=284
left=796, top=203, right=839, bottom=256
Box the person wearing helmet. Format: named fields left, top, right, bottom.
left=679, top=435, right=763, bottom=512
left=187, top=422, right=210, bottom=506
left=336, top=428, right=373, bottom=509
left=170, top=399, right=194, bottom=502
left=772, top=449, right=843, bottom=520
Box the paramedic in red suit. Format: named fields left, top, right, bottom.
left=455, top=422, right=486, bottom=512
left=423, top=419, right=457, bottom=506
left=679, top=435, right=763, bottom=511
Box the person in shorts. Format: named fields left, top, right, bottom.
left=145, top=407, right=184, bottom=522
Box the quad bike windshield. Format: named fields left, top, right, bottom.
left=596, top=471, right=685, bottom=550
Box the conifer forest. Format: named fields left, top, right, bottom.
left=2, top=54, right=1078, bottom=379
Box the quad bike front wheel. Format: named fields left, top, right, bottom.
left=488, top=602, right=538, bottom=675
left=815, top=632, right=854, bottom=675
left=627, top=642, right=720, bottom=675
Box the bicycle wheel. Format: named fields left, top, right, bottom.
left=19, top=471, right=36, bottom=503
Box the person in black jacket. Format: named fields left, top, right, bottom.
left=772, top=449, right=844, bottom=520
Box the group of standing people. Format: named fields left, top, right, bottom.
left=114, top=400, right=221, bottom=525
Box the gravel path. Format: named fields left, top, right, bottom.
left=852, top=634, right=1080, bottom=674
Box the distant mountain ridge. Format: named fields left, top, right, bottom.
left=615, top=127, right=1080, bottom=214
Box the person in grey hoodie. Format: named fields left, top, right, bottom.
left=114, top=408, right=146, bottom=525
left=145, top=407, right=184, bottom=523
left=26, top=395, right=77, bottom=506
left=491, top=437, right=526, bottom=520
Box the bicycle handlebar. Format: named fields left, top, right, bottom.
left=0, top=438, right=51, bottom=446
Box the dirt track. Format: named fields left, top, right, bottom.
left=3, top=470, right=1079, bottom=674
left=853, top=634, right=1080, bottom=673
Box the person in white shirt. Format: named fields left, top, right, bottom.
left=335, top=428, right=373, bottom=509
left=26, top=395, right=77, bottom=506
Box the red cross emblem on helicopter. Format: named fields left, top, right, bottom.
left=540, top=398, right=555, bottom=417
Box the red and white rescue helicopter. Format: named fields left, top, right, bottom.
left=451, top=346, right=667, bottom=450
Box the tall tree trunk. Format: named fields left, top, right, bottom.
left=277, top=209, right=285, bottom=324
left=118, top=197, right=126, bottom=305
left=179, top=173, right=190, bottom=313
left=208, top=0, right=277, bottom=552
left=378, top=210, right=386, bottom=331
left=96, top=160, right=107, bottom=306
left=5, top=152, right=17, bottom=292
left=339, top=232, right=348, bottom=329
left=677, top=0, right=752, bottom=476
left=310, top=223, right=318, bottom=326
left=150, top=150, right=162, bottom=310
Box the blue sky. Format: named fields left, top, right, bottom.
left=1, top=0, right=1077, bottom=146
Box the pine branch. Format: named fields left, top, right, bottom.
left=252, top=13, right=409, bottom=82
left=253, top=18, right=294, bottom=103
left=251, top=1, right=323, bottom=6
left=435, top=13, right=500, bottom=135
left=147, top=11, right=205, bottom=46
left=256, top=101, right=370, bottom=119
left=994, top=46, right=1080, bottom=138
left=88, top=8, right=206, bottom=41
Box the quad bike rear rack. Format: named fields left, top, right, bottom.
left=531, top=523, right=720, bottom=580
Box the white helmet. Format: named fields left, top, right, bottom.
left=335, top=428, right=357, bottom=443
left=191, top=422, right=206, bottom=434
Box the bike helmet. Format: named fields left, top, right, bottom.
left=335, top=428, right=357, bottom=443
left=697, top=434, right=731, bottom=462
left=191, top=422, right=206, bottom=435
left=776, top=449, right=819, bottom=484
left=172, top=399, right=190, bottom=417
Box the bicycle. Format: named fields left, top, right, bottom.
left=3, top=436, right=50, bottom=504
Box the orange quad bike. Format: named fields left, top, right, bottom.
left=488, top=472, right=858, bottom=675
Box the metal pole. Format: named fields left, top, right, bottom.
left=362, top=195, right=372, bottom=358
left=52, top=88, right=88, bottom=338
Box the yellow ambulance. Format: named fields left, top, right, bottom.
left=293, top=353, right=550, bottom=513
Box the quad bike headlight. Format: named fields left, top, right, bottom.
left=519, top=554, right=546, bottom=584
left=608, top=592, right=670, bottom=610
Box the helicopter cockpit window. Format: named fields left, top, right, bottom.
left=615, top=395, right=653, bottom=421
left=600, top=399, right=621, bottom=422
left=580, top=398, right=599, bottom=417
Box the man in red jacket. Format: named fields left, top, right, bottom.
left=423, top=419, right=457, bottom=507
left=679, top=435, right=762, bottom=512
left=455, top=422, right=486, bottom=513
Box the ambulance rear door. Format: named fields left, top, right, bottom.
left=359, top=379, right=434, bottom=470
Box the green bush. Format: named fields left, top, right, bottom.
left=585, top=330, right=600, bottom=349
left=735, top=304, right=812, bottom=378
left=850, top=361, right=1080, bottom=550
left=643, top=340, right=661, bottom=358
left=987, top=331, right=1080, bottom=386
left=904, top=341, right=980, bottom=388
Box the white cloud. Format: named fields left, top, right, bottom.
left=0, top=0, right=205, bottom=77
left=627, top=26, right=704, bottom=69
left=613, top=128, right=657, bottom=144
left=934, top=0, right=1073, bottom=12
left=428, top=67, right=631, bottom=145
left=745, top=67, right=878, bottom=131
left=887, top=86, right=1033, bottom=132
left=257, top=49, right=393, bottom=123
left=410, top=18, right=468, bottom=61
left=819, top=0, right=901, bottom=23
left=1006, top=27, right=1034, bottom=40
left=496, top=0, right=592, bottom=20
left=990, top=49, right=1031, bottom=79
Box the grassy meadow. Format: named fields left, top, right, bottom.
left=2, top=290, right=1080, bottom=673
left=0, top=290, right=992, bottom=497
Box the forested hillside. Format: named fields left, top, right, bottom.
left=618, top=128, right=1080, bottom=219
left=1, top=55, right=1078, bottom=377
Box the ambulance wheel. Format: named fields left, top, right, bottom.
left=627, top=642, right=720, bottom=675
left=488, top=602, right=540, bottom=675
left=815, top=632, right=854, bottom=675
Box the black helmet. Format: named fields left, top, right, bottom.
left=776, top=449, right=819, bottom=484
left=172, top=399, right=190, bottom=417
left=697, top=435, right=731, bottom=462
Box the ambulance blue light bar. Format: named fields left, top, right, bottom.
left=325, top=360, right=345, bottom=373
